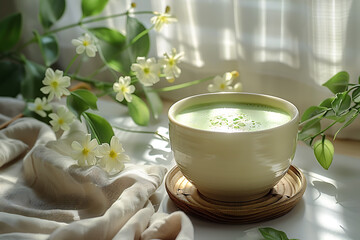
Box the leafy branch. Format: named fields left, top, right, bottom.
left=1, top=0, right=238, bottom=147
left=299, top=71, right=360, bottom=169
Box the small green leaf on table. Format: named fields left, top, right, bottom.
left=322, top=71, right=349, bottom=94
left=39, top=0, right=66, bottom=29
left=259, top=227, right=298, bottom=240
left=82, top=0, right=109, bottom=18
left=67, top=89, right=98, bottom=119
left=127, top=95, right=150, bottom=126
left=83, top=112, right=114, bottom=144
left=313, top=136, right=334, bottom=170
left=0, top=13, right=22, bottom=52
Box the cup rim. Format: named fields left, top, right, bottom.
left=168, top=92, right=299, bottom=134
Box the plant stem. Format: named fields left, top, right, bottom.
left=153, top=76, right=214, bottom=92
left=302, top=120, right=339, bottom=142
left=65, top=54, right=79, bottom=75
left=113, top=125, right=169, bottom=142
left=45, top=10, right=154, bottom=36
left=70, top=74, right=113, bottom=87
left=74, top=56, right=84, bottom=75
left=19, top=10, right=155, bottom=51
left=298, top=110, right=329, bottom=126
left=17, top=38, right=37, bottom=51
left=87, top=64, right=107, bottom=78
left=130, top=26, right=154, bottom=46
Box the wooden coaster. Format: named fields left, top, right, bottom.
left=165, top=165, right=306, bottom=223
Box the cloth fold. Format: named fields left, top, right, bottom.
left=0, top=97, right=194, bottom=240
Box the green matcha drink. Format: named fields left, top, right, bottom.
left=175, top=102, right=291, bottom=132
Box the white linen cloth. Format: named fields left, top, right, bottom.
left=0, top=97, right=194, bottom=240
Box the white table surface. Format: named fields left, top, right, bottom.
left=99, top=99, right=360, bottom=240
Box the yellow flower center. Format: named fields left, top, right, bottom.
left=159, top=16, right=168, bottom=23
left=51, top=80, right=58, bottom=89
left=143, top=67, right=150, bottom=74
left=220, top=83, right=225, bottom=90
left=36, top=104, right=43, bottom=111
left=121, top=86, right=127, bottom=93
left=82, top=148, right=89, bottom=156
left=109, top=150, right=117, bottom=159
left=58, top=118, right=64, bottom=125
left=83, top=40, right=89, bottom=46
left=168, top=58, right=175, bottom=66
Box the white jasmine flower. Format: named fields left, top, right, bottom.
left=71, top=134, right=99, bottom=166
left=98, top=136, right=130, bottom=173
left=159, top=48, right=184, bottom=83
left=131, top=57, right=161, bottom=86
left=28, top=97, right=52, bottom=117
left=71, top=33, right=97, bottom=57
left=40, top=68, right=70, bottom=101
left=207, top=72, right=234, bottom=92
left=113, top=76, right=135, bottom=102
left=151, top=7, right=177, bottom=32
left=48, top=106, right=74, bottom=132
left=233, top=82, right=243, bottom=92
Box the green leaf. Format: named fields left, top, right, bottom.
left=0, top=13, right=22, bottom=52
left=323, top=110, right=347, bottom=122
left=300, top=106, right=327, bottom=122
left=143, top=86, right=163, bottom=120
left=351, top=87, right=360, bottom=103
left=34, top=32, right=59, bottom=66
left=83, top=112, right=114, bottom=144
left=89, top=27, right=126, bottom=44
left=88, top=27, right=129, bottom=73
left=67, top=90, right=98, bottom=119
left=313, top=137, right=334, bottom=170
left=334, top=109, right=359, bottom=139
left=298, top=119, right=321, bottom=144
left=82, top=0, right=109, bottom=18
left=39, top=0, right=66, bottom=29
left=127, top=95, right=150, bottom=126
left=331, top=92, right=351, bottom=116
left=126, top=16, right=150, bottom=62
left=259, top=227, right=290, bottom=240
left=0, top=60, right=24, bottom=97
left=319, top=97, right=335, bottom=108
left=21, top=59, right=46, bottom=100
left=323, top=71, right=349, bottom=94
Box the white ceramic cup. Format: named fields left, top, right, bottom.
left=168, top=92, right=299, bottom=202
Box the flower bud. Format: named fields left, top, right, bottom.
left=165, top=6, right=171, bottom=13
left=231, top=71, right=239, bottom=78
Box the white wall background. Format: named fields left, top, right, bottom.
left=4, top=0, right=360, bottom=139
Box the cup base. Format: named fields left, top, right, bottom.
left=197, top=189, right=271, bottom=203
left=165, top=165, right=306, bottom=223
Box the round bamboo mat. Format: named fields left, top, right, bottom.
left=165, top=165, right=306, bottom=223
